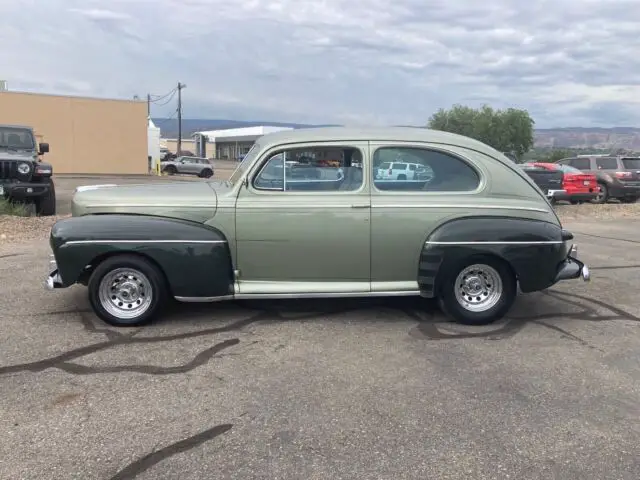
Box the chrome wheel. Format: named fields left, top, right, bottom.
left=98, top=268, right=153, bottom=320
left=453, top=264, right=503, bottom=313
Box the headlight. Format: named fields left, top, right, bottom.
left=17, top=162, right=31, bottom=175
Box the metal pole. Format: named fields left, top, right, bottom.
left=147, top=93, right=151, bottom=117
left=177, top=82, right=184, bottom=154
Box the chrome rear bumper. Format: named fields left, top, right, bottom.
left=555, top=244, right=590, bottom=283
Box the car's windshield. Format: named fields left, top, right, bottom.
left=621, top=158, right=640, bottom=169
left=228, top=143, right=260, bottom=185
left=0, top=127, right=35, bottom=149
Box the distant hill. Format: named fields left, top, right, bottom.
left=534, top=127, right=640, bottom=150
left=153, top=118, right=640, bottom=150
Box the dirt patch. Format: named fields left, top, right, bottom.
left=0, top=214, right=70, bottom=243
left=554, top=202, right=640, bottom=221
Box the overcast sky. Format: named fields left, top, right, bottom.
left=2, top=0, right=640, bottom=128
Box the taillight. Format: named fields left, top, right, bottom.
left=615, top=171, right=632, bottom=179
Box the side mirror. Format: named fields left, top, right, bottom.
left=39, top=143, right=49, bottom=154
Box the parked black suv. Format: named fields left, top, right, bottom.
left=0, top=124, right=56, bottom=215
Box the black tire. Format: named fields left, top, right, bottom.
left=87, top=254, right=169, bottom=327
left=163, top=165, right=177, bottom=175
left=437, top=256, right=517, bottom=326
left=593, top=183, right=608, bottom=204
left=35, top=179, right=56, bottom=216
left=200, top=168, right=213, bottom=178
left=620, top=197, right=638, bottom=204
left=397, top=174, right=407, bottom=180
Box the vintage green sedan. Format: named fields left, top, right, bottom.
left=46, top=127, right=590, bottom=327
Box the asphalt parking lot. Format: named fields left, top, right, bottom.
left=0, top=217, right=638, bottom=479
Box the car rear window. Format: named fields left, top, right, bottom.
left=379, top=162, right=391, bottom=169
left=392, top=163, right=407, bottom=170
left=595, top=158, right=619, bottom=169
left=621, top=158, right=640, bottom=169
left=557, top=164, right=581, bottom=173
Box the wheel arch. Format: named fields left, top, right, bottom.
left=417, top=215, right=567, bottom=297
left=51, top=214, right=235, bottom=298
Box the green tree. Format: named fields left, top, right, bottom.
left=427, top=104, right=535, bottom=160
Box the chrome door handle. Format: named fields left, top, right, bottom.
left=351, top=204, right=370, bottom=209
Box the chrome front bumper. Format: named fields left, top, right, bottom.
left=45, top=255, right=63, bottom=290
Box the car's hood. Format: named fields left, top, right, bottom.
left=72, top=180, right=222, bottom=223
left=0, top=149, right=38, bottom=162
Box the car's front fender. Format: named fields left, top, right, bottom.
left=50, top=214, right=234, bottom=298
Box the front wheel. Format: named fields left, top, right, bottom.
left=35, top=180, right=56, bottom=216
left=200, top=168, right=213, bottom=178
left=87, top=254, right=168, bottom=327
left=438, top=257, right=517, bottom=326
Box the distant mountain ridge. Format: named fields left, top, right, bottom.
left=153, top=118, right=640, bottom=150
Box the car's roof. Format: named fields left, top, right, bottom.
left=257, top=126, right=504, bottom=159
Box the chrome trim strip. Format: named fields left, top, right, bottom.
left=234, top=204, right=549, bottom=212
left=65, top=239, right=226, bottom=245
left=84, top=204, right=215, bottom=208
left=175, top=290, right=421, bottom=302
left=175, top=295, right=234, bottom=302
left=426, top=240, right=563, bottom=245
left=372, top=204, right=550, bottom=213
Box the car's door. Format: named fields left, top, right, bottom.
left=234, top=141, right=371, bottom=295
left=369, top=142, right=483, bottom=293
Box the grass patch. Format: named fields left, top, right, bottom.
left=0, top=198, right=31, bottom=217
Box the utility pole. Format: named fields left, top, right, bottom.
left=146, top=93, right=151, bottom=118
left=177, top=82, right=186, bottom=154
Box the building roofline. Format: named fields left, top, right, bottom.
left=0, top=89, right=145, bottom=105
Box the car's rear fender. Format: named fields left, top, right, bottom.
left=50, top=214, right=234, bottom=298
left=417, top=216, right=570, bottom=296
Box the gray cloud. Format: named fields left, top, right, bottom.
left=1, top=0, right=639, bottom=127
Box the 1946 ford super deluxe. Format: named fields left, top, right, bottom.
left=45, top=127, right=590, bottom=327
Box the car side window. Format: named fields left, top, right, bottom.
left=373, top=147, right=479, bottom=192
left=253, top=146, right=364, bottom=192
left=595, top=157, right=618, bottom=170
left=569, top=158, right=591, bottom=170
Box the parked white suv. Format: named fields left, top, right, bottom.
left=375, top=162, right=432, bottom=181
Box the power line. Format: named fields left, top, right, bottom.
left=149, top=87, right=178, bottom=102
left=151, top=89, right=178, bottom=107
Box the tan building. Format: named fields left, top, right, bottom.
left=0, top=90, right=148, bottom=174
left=162, top=138, right=196, bottom=154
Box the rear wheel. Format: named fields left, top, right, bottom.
left=397, top=174, right=407, bottom=180
left=88, top=254, right=168, bottom=327
left=593, top=183, right=608, bottom=203
left=35, top=179, right=56, bottom=216
left=438, top=256, right=517, bottom=326
left=620, top=197, right=638, bottom=204
left=163, top=164, right=177, bottom=175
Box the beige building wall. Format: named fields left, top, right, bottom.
left=162, top=138, right=196, bottom=154
left=0, top=91, right=148, bottom=174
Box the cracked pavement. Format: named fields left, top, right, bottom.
left=0, top=219, right=639, bottom=479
